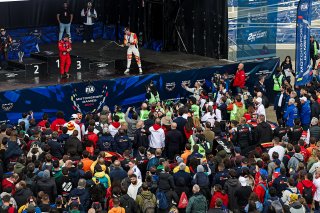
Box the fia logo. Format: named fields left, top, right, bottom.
left=85, top=85, right=95, bottom=94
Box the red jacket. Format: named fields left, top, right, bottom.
left=210, top=191, right=229, bottom=209
left=50, top=118, right=66, bottom=133
left=297, top=180, right=316, bottom=196
left=87, top=132, right=98, bottom=147
left=233, top=69, right=246, bottom=88
left=58, top=40, right=72, bottom=56
left=254, top=182, right=266, bottom=203
left=2, top=178, right=15, bottom=194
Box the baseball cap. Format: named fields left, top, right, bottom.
left=256, top=97, right=262, bottom=103
left=239, top=176, right=247, bottom=186
left=71, top=114, right=79, bottom=119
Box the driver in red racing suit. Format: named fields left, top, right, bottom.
left=58, top=34, right=72, bottom=78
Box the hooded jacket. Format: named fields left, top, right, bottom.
left=233, top=69, right=246, bottom=88
left=69, top=187, right=90, bottom=211
left=224, top=178, right=241, bottom=211
left=158, top=172, right=175, bottom=192
left=288, top=153, right=304, bottom=172
left=255, top=121, right=273, bottom=144
left=92, top=171, right=111, bottom=189
left=13, top=188, right=33, bottom=208
left=186, top=192, right=208, bottom=213
left=136, top=191, right=156, bottom=211
left=35, top=177, right=57, bottom=202
left=289, top=201, right=305, bottom=213
left=284, top=104, right=299, bottom=127
left=149, top=124, right=165, bottom=149
left=300, top=101, right=311, bottom=125
left=109, top=122, right=121, bottom=137
left=209, top=191, right=229, bottom=209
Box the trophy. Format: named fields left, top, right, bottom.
left=18, top=51, right=24, bottom=63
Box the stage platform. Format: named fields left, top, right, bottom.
left=0, top=39, right=231, bottom=92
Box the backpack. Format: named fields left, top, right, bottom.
left=0, top=205, right=15, bottom=213
left=156, top=191, right=168, bottom=210
left=96, top=176, right=109, bottom=189
left=272, top=167, right=281, bottom=180
left=178, top=192, right=188, bottom=209
left=259, top=184, right=270, bottom=205
left=90, top=183, right=106, bottom=203
left=25, top=174, right=36, bottom=189
left=141, top=194, right=156, bottom=213
left=267, top=198, right=283, bottom=213
left=121, top=195, right=133, bottom=212
left=301, top=182, right=313, bottom=204
left=285, top=188, right=300, bottom=200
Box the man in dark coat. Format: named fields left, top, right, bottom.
left=34, top=170, right=57, bottom=202
left=165, top=122, right=183, bottom=160
left=48, top=131, right=64, bottom=159
left=109, top=160, right=127, bottom=184
left=13, top=181, right=33, bottom=208
left=69, top=178, right=90, bottom=212
left=255, top=115, right=273, bottom=144
left=64, top=130, right=82, bottom=156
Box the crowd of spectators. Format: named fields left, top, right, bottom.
left=0, top=62, right=320, bottom=213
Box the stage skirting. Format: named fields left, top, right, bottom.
left=0, top=58, right=279, bottom=124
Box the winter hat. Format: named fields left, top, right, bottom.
left=290, top=193, right=299, bottom=202
left=37, top=171, right=44, bottom=178
left=197, top=165, right=204, bottom=173
left=256, top=97, right=262, bottom=103
left=43, top=170, right=50, bottom=179
left=239, top=176, right=247, bottom=186
left=234, top=147, right=241, bottom=154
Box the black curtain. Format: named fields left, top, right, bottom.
left=0, top=0, right=106, bottom=29
left=179, top=0, right=228, bottom=58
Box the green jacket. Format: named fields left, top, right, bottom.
left=186, top=193, right=207, bottom=213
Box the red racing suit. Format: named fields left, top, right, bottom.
left=58, top=40, right=72, bottom=74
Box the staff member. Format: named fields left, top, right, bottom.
left=57, top=2, right=73, bottom=41
left=81, top=1, right=97, bottom=44
left=0, top=28, right=12, bottom=70
left=310, top=35, right=319, bottom=70
left=233, top=63, right=246, bottom=94
left=58, top=34, right=72, bottom=79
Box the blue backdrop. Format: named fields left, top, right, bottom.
left=0, top=58, right=280, bottom=124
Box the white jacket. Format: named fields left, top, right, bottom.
left=149, top=125, right=165, bottom=149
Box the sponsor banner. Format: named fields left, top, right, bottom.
left=295, top=0, right=313, bottom=86
left=0, top=58, right=279, bottom=124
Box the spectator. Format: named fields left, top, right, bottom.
left=307, top=117, right=320, bottom=142
left=68, top=179, right=90, bottom=212
left=109, top=160, right=127, bottom=183
left=224, top=169, right=240, bottom=211
left=186, top=184, right=207, bottom=213
left=288, top=145, right=304, bottom=174
left=136, top=182, right=156, bottom=212
left=255, top=115, right=273, bottom=144
left=108, top=197, right=125, bottom=213
left=255, top=97, right=266, bottom=118
left=2, top=173, right=19, bottom=195
left=234, top=176, right=252, bottom=211
left=165, top=122, right=183, bottom=160
left=109, top=115, right=121, bottom=137
left=311, top=93, right=320, bottom=119
left=13, top=181, right=33, bottom=209
left=127, top=174, right=142, bottom=200
left=268, top=137, right=285, bottom=161
left=47, top=131, right=64, bottom=159
left=34, top=170, right=57, bottom=202
left=149, top=118, right=165, bottom=150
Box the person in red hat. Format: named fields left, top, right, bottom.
left=58, top=33, right=72, bottom=79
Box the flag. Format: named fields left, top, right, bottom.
left=295, top=0, right=313, bottom=86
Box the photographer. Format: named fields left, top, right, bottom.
left=182, top=81, right=203, bottom=101
left=146, top=81, right=160, bottom=105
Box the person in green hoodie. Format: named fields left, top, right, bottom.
left=186, top=184, right=207, bottom=213
left=136, top=182, right=157, bottom=212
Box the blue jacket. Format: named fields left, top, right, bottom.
left=69, top=187, right=90, bottom=212
left=300, top=101, right=311, bottom=125
left=284, top=104, right=299, bottom=127
left=113, top=135, right=132, bottom=154
left=97, top=134, right=114, bottom=151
